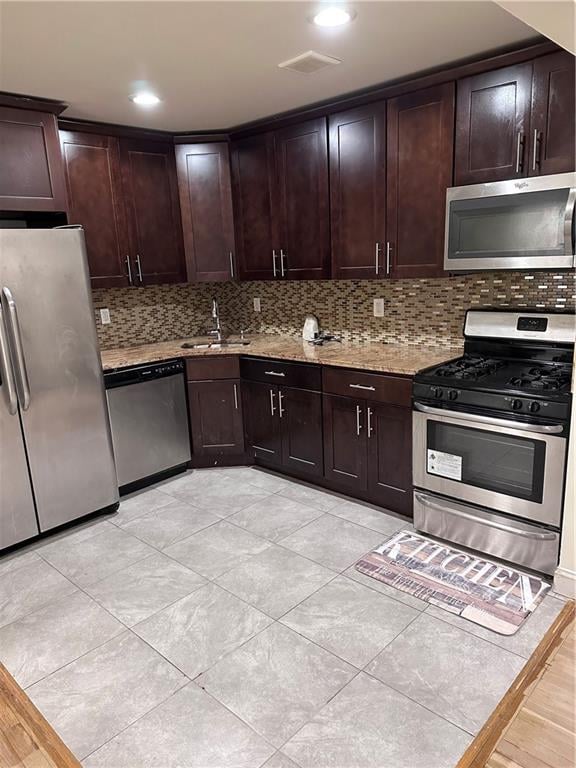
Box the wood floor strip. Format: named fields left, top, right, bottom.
left=0, top=663, right=80, bottom=768
left=456, top=599, right=576, bottom=768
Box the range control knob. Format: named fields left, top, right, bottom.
left=448, top=389, right=458, bottom=401
left=431, top=387, right=444, bottom=399
left=511, top=399, right=523, bottom=411
left=529, top=401, right=541, bottom=413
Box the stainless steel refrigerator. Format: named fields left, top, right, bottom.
left=0, top=228, right=119, bottom=550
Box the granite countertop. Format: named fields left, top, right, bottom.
left=100, top=335, right=460, bottom=376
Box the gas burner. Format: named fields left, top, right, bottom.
left=433, top=356, right=506, bottom=381
left=508, top=365, right=571, bottom=392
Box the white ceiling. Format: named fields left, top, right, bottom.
left=0, top=1, right=539, bottom=131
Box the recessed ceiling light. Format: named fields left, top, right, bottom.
left=311, top=7, right=355, bottom=27
left=130, top=91, right=161, bottom=107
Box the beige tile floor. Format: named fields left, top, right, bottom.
left=0, top=467, right=566, bottom=767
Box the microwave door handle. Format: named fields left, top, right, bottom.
left=414, top=493, right=558, bottom=541
left=563, top=187, right=576, bottom=259
left=413, top=402, right=563, bottom=434
left=0, top=303, right=18, bottom=415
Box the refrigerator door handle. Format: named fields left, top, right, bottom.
left=0, top=303, right=18, bottom=415
left=2, top=287, right=31, bottom=410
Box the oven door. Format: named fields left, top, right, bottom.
left=413, top=405, right=566, bottom=528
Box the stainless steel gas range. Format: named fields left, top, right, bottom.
left=412, top=310, right=574, bottom=575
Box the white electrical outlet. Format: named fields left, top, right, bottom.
left=253, top=297, right=261, bottom=312
left=373, top=298, right=385, bottom=317
left=100, top=308, right=111, bottom=325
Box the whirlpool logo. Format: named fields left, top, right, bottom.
left=514, top=182, right=530, bottom=189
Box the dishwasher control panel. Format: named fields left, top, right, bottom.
left=104, top=359, right=184, bottom=389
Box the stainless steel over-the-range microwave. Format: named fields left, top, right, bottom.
left=444, top=172, right=576, bottom=272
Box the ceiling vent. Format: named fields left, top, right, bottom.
left=278, top=50, right=341, bottom=74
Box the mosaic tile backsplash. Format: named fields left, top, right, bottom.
left=92, top=270, right=576, bottom=350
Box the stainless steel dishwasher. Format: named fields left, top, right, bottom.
left=104, top=360, right=191, bottom=493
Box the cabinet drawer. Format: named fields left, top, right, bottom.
left=322, top=367, right=412, bottom=407
left=186, top=356, right=240, bottom=381
left=240, top=357, right=321, bottom=391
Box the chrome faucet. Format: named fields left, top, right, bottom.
left=208, top=297, right=222, bottom=342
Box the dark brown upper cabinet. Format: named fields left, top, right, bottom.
left=386, top=83, right=454, bottom=279
left=455, top=63, right=533, bottom=185
left=529, top=50, right=575, bottom=176
left=119, top=138, right=186, bottom=285
left=176, top=142, right=236, bottom=282
left=0, top=107, right=67, bottom=212
left=275, top=118, right=330, bottom=280
left=231, top=133, right=278, bottom=281
left=329, top=103, right=387, bottom=280
left=60, top=131, right=130, bottom=288
left=232, top=120, right=329, bottom=281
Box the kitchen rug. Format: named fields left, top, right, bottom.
left=355, top=530, right=551, bottom=635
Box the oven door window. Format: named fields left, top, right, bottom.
left=426, top=422, right=546, bottom=503
left=446, top=188, right=570, bottom=262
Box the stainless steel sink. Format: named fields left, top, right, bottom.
left=181, top=340, right=250, bottom=349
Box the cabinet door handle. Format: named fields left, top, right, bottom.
left=356, top=404, right=362, bottom=436
left=367, top=407, right=374, bottom=438
left=265, top=370, right=285, bottom=377
left=280, top=249, right=287, bottom=278
left=375, top=242, right=380, bottom=275
left=229, top=252, right=235, bottom=279
left=386, top=242, right=392, bottom=276
left=532, top=129, right=541, bottom=172
left=272, top=250, right=278, bottom=277
left=135, top=254, right=143, bottom=283
left=233, top=383, right=239, bottom=410
left=125, top=256, right=133, bottom=285
left=269, top=389, right=276, bottom=416
left=278, top=390, right=285, bottom=418
left=515, top=132, right=525, bottom=174
left=349, top=383, right=375, bottom=391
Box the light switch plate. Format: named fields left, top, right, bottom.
left=253, top=297, right=261, bottom=312
left=99, top=308, right=111, bottom=325
left=373, top=298, right=385, bottom=317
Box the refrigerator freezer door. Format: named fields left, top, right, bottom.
left=0, top=304, right=39, bottom=548
left=0, top=229, right=118, bottom=531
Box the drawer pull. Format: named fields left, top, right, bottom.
left=349, top=383, right=375, bottom=391
left=265, top=370, right=286, bottom=377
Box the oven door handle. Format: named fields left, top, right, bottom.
left=413, top=403, right=564, bottom=434
left=414, top=493, right=558, bottom=541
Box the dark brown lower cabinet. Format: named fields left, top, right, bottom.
left=323, top=394, right=368, bottom=493
left=188, top=380, right=244, bottom=457
left=323, top=394, right=412, bottom=514
left=242, top=380, right=283, bottom=466
left=366, top=402, right=413, bottom=515
left=279, top=387, right=323, bottom=477
left=186, top=357, right=246, bottom=467
left=243, top=381, right=323, bottom=478
left=241, top=360, right=412, bottom=516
